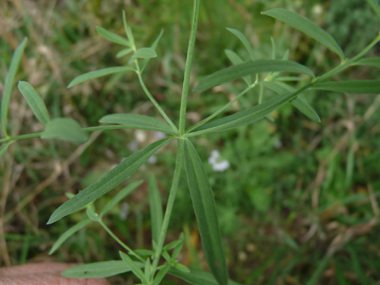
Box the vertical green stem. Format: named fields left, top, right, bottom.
left=178, top=0, right=201, bottom=135
left=151, top=139, right=184, bottom=277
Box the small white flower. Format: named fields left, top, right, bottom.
left=148, top=156, right=157, bottom=164
left=128, top=140, right=139, bottom=151
left=208, top=150, right=230, bottom=172
left=119, top=202, right=129, bottom=220
left=154, top=131, right=166, bottom=140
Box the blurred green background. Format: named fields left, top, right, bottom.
left=1, top=0, right=380, bottom=284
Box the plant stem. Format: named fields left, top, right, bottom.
left=178, top=0, right=201, bottom=135
left=135, top=61, right=179, bottom=133
left=98, top=220, right=145, bottom=262
left=151, top=138, right=184, bottom=278
left=185, top=84, right=255, bottom=134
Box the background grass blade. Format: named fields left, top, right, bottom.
left=0, top=143, right=12, bottom=160
left=313, top=80, right=380, bottom=94
left=226, top=28, right=254, bottom=60
left=184, top=139, right=228, bottom=285
left=99, top=113, right=176, bottom=135
left=260, top=81, right=320, bottom=122
left=193, top=60, right=314, bottom=92
left=366, top=0, right=380, bottom=20
left=1, top=38, right=27, bottom=137
left=132, top=47, right=157, bottom=59
left=262, top=8, right=344, bottom=60
left=68, top=67, right=135, bottom=88
left=40, top=118, right=89, bottom=143
left=96, top=26, right=131, bottom=46
left=18, top=81, right=51, bottom=126
left=49, top=219, right=91, bottom=255
left=62, top=260, right=141, bottom=278
left=168, top=267, right=241, bottom=285
left=100, top=180, right=143, bottom=217
left=47, top=137, right=172, bottom=224
left=148, top=174, right=163, bottom=245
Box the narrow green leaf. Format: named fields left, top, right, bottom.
left=116, top=48, right=133, bottom=58
left=134, top=249, right=155, bottom=256
left=184, top=139, right=228, bottom=285
left=100, top=180, right=143, bottom=217
left=132, top=47, right=157, bottom=59
left=144, top=258, right=152, bottom=281
left=226, top=28, right=254, bottom=60
left=225, top=50, right=251, bottom=85
left=119, top=251, right=147, bottom=283
left=168, top=267, right=241, bottom=285
left=189, top=89, right=305, bottom=136
left=260, top=81, right=320, bottom=122
left=262, top=8, right=344, bottom=60
left=313, top=80, right=380, bottom=94
left=68, top=66, right=135, bottom=88
left=141, top=29, right=164, bottom=71
left=40, top=118, right=88, bottom=143
left=149, top=174, right=163, bottom=245
left=0, top=143, right=11, bottom=160
left=366, top=0, right=380, bottom=20
left=47, top=137, right=171, bottom=224
left=172, top=233, right=184, bottom=259
left=99, top=113, right=176, bottom=135
left=152, top=264, right=171, bottom=285
left=163, top=236, right=183, bottom=252
left=49, top=219, right=91, bottom=255
left=194, top=60, right=314, bottom=92
left=1, top=38, right=27, bottom=137
left=174, top=263, right=190, bottom=273
left=122, top=10, right=135, bottom=47
left=96, top=26, right=130, bottom=46
left=18, top=81, right=50, bottom=126
left=62, top=260, right=143, bottom=278
left=354, top=57, right=380, bottom=68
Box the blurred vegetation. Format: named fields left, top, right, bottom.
left=1, top=0, right=380, bottom=284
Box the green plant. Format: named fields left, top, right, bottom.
left=1, top=0, right=380, bottom=284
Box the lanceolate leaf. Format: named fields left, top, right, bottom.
left=313, top=80, right=380, bottom=94
left=189, top=89, right=304, bottom=136
left=193, top=60, right=314, bottom=92
left=184, top=139, right=228, bottom=285
left=366, top=0, right=380, bottom=20
left=1, top=38, right=27, bottom=137
left=148, top=174, right=163, bottom=245
left=62, top=260, right=143, bottom=278
left=47, top=137, right=171, bottom=224
left=99, top=114, right=176, bottom=135
left=354, top=58, right=380, bottom=68
left=262, top=8, right=344, bottom=60
left=41, top=118, right=88, bottom=143
left=49, top=219, right=91, bottom=255
left=18, top=81, right=51, bottom=126
left=68, top=67, right=135, bottom=88
left=141, top=29, right=164, bottom=71
left=152, top=264, right=171, bottom=285
left=100, top=180, right=143, bottom=217
left=96, top=26, right=131, bottom=46
left=225, top=50, right=251, bottom=85
left=226, top=28, right=254, bottom=60
left=119, top=251, right=147, bottom=283
left=132, top=47, right=157, bottom=59
left=116, top=48, right=133, bottom=58
left=168, top=267, right=242, bottom=285
left=260, top=81, right=320, bottom=122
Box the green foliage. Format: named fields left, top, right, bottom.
left=1, top=1, right=380, bottom=284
